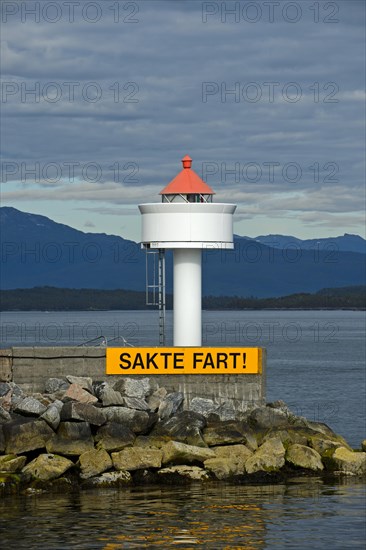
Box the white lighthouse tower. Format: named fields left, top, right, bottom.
left=139, top=155, right=236, bottom=347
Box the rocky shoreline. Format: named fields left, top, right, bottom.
left=1, top=376, right=365, bottom=495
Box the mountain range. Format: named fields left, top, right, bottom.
left=242, top=233, right=366, bottom=254
left=1, top=207, right=365, bottom=298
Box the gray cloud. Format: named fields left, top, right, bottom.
left=1, top=0, right=365, bottom=239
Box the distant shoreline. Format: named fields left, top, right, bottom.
left=1, top=307, right=365, bottom=312
left=1, top=285, right=365, bottom=312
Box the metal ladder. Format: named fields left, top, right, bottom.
left=145, top=249, right=166, bottom=346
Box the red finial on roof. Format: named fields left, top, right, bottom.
left=182, top=155, right=192, bottom=169
left=160, top=155, right=215, bottom=196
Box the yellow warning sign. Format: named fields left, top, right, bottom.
left=106, top=347, right=262, bottom=375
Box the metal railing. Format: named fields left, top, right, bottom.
left=77, top=334, right=136, bottom=348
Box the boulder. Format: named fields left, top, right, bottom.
left=4, top=418, right=54, bottom=454
left=62, top=384, right=98, bottom=405
left=203, top=420, right=249, bottom=446
left=66, top=375, right=93, bottom=393
left=157, top=465, right=210, bottom=483
left=123, top=397, right=150, bottom=411
left=8, top=383, right=24, bottom=397
left=32, top=393, right=53, bottom=407
left=46, top=421, right=94, bottom=456
left=112, top=447, right=162, bottom=471
left=245, top=437, right=286, bottom=474
left=158, top=392, right=184, bottom=420
left=82, top=470, right=132, bottom=487
left=100, top=387, right=125, bottom=407
left=162, top=441, right=215, bottom=465
left=204, top=444, right=252, bottom=480
left=13, top=396, right=47, bottom=417
left=249, top=406, right=290, bottom=430
left=204, top=457, right=245, bottom=480
left=44, top=378, right=70, bottom=394
left=102, top=407, right=152, bottom=433
left=40, top=401, right=63, bottom=430
left=215, top=402, right=238, bottom=421
left=60, top=402, right=106, bottom=426
left=94, top=422, right=135, bottom=452
left=0, top=390, right=12, bottom=412
left=93, top=382, right=125, bottom=406
left=78, top=448, right=112, bottom=479
left=262, top=428, right=308, bottom=447
left=324, top=447, right=366, bottom=476
left=114, top=378, right=156, bottom=399
left=267, top=400, right=291, bottom=413
left=0, top=405, right=11, bottom=423
left=11, top=394, right=24, bottom=410
left=0, top=454, right=27, bottom=472
left=22, top=454, right=74, bottom=481
left=213, top=444, right=253, bottom=461
left=189, top=397, right=218, bottom=417
left=92, top=381, right=105, bottom=398
left=286, top=444, right=324, bottom=471
left=0, top=382, right=11, bottom=397
left=308, top=436, right=343, bottom=455
left=152, top=411, right=207, bottom=447
left=304, top=421, right=352, bottom=449
left=147, top=388, right=167, bottom=412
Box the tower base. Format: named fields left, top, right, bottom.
left=173, top=248, right=202, bottom=347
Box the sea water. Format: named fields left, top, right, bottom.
left=0, top=310, right=365, bottom=548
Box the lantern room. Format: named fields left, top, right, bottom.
left=160, top=155, right=214, bottom=204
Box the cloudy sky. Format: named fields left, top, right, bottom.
left=1, top=0, right=365, bottom=241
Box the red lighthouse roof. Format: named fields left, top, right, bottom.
left=159, top=155, right=215, bottom=196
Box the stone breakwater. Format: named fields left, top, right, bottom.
left=1, top=376, right=365, bottom=494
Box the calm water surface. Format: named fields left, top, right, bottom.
left=0, top=310, right=365, bottom=548
left=1, top=481, right=365, bottom=549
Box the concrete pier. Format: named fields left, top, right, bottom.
left=0, top=347, right=266, bottom=412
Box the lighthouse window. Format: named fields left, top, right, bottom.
left=187, top=194, right=200, bottom=203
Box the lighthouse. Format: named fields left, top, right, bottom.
left=139, top=156, right=237, bottom=347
